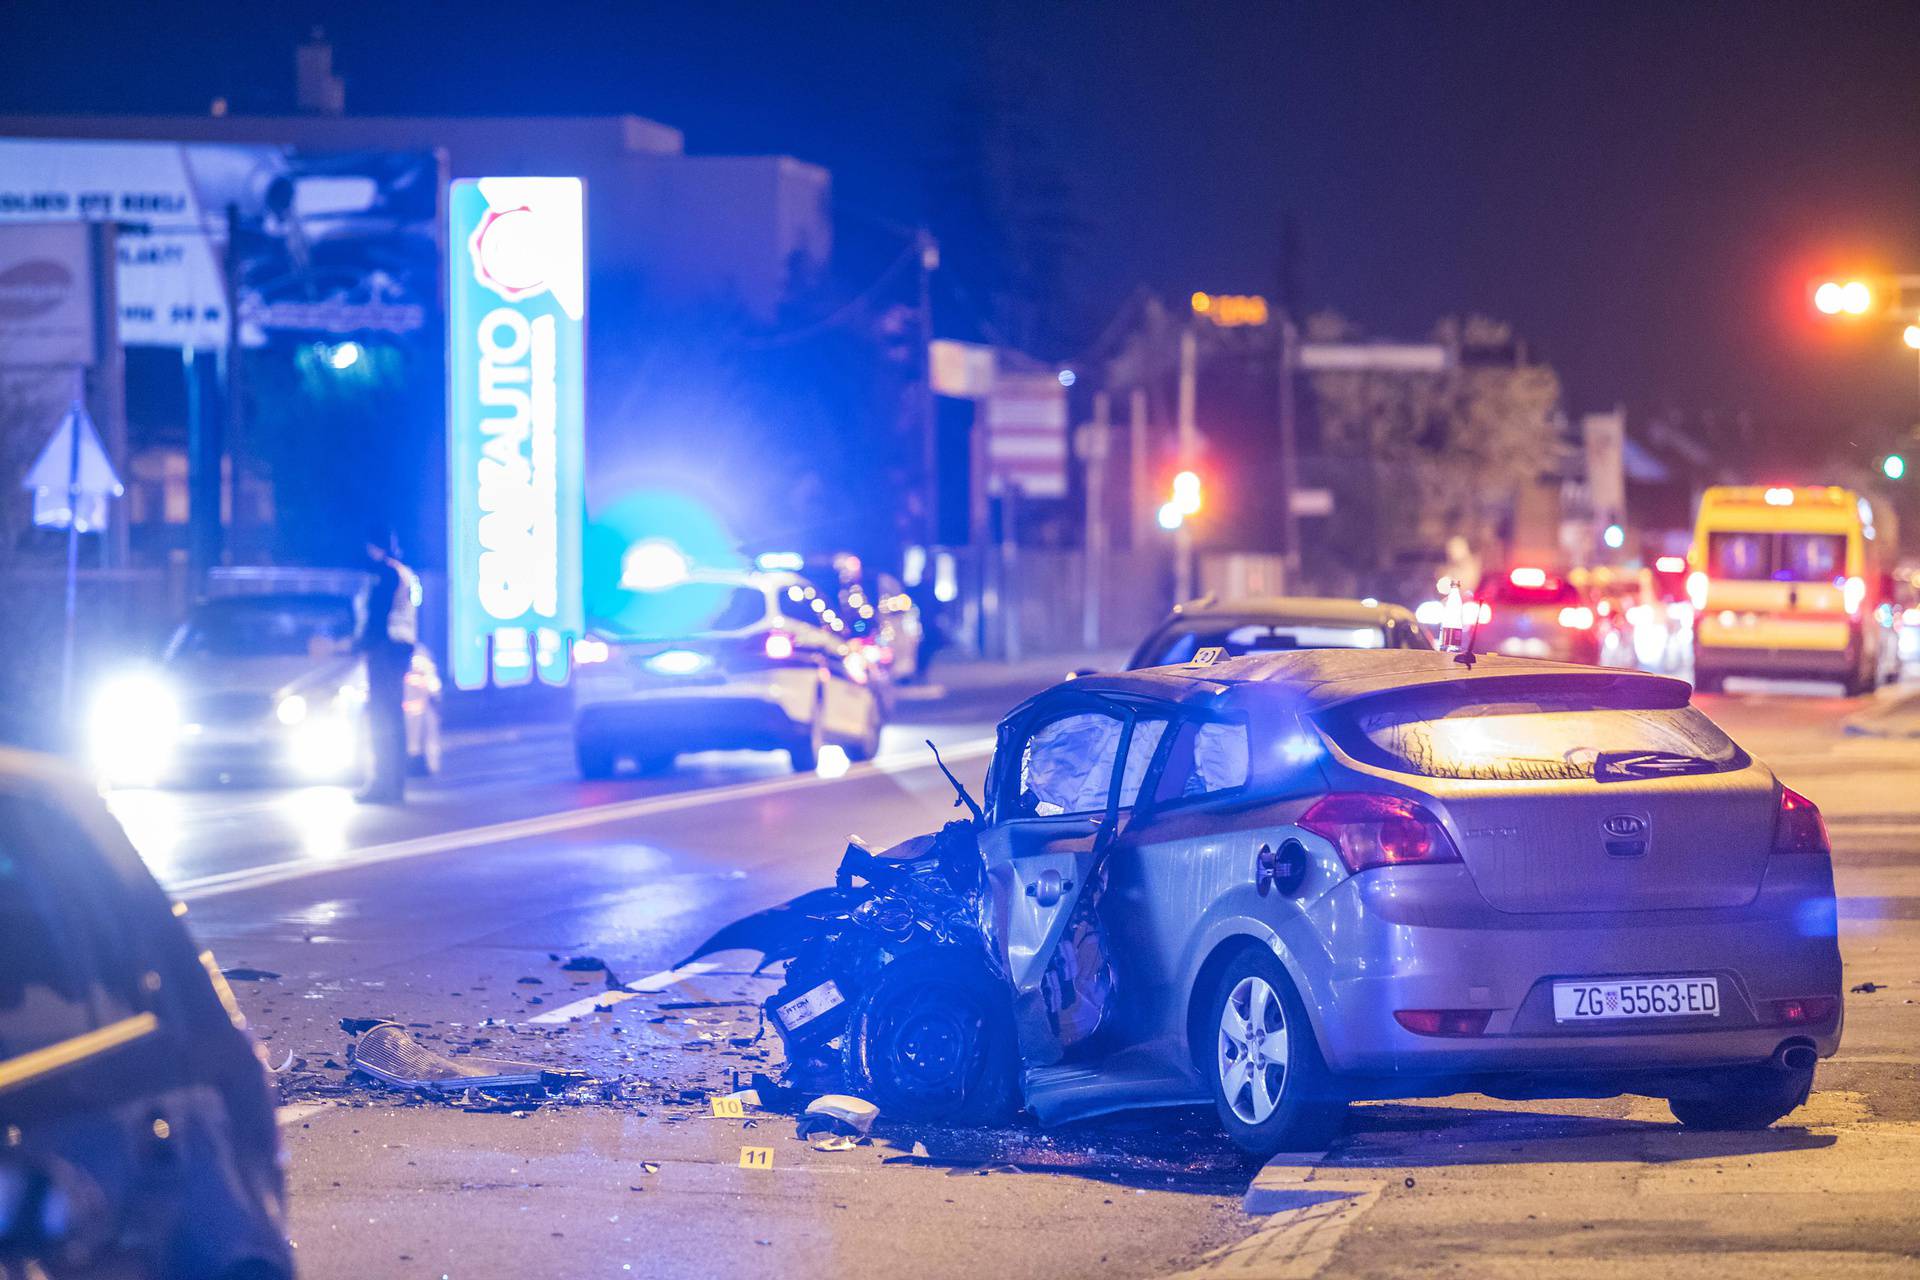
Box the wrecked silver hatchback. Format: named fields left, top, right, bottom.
left=692, top=650, right=1842, bottom=1156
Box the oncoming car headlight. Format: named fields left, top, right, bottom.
left=90, top=673, right=181, bottom=784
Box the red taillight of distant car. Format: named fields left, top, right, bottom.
left=1300, top=793, right=1462, bottom=872
left=764, top=631, right=795, bottom=660
left=1394, top=1008, right=1491, bottom=1037
left=1772, top=786, right=1830, bottom=857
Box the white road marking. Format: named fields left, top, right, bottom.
left=276, top=1102, right=329, bottom=1127
left=168, top=738, right=994, bottom=902
left=526, top=960, right=729, bottom=1024
left=1164, top=1151, right=1384, bottom=1278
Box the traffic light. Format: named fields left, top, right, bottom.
left=1159, top=469, right=1204, bottom=531
left=1885, top=454, right=1907, bottom=481
left=1812, top=278, right=1876, bottom=316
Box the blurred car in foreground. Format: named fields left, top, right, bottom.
left=1469, top=567, right=1602, bottom=664
left=0, top=750, right=290, bottom=1279
left=1126, top=596, right=1434, bottom=669
left=572, top=568, right=885, bottom=777
left=90, top=585, right=442, bottom=787
left=700, top=648, right=1840, bottom=1156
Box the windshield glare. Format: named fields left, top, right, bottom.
left=1328, top=695, right=1742, bottom=781
left=599, top=584, right=768, bottom=641
left=174, top=597, right=356, bottom=659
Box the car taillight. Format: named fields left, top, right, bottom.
left=1687, top=570, right=1708, bottom=611
left=1300, top=793, right=1461, bottom=872
left=1773, top=786, right=1830, bottom=857
left=1765, top=996, right=1837, bottom=1026
left=1394, top=1009, right=1491, bottom=1037
left=574, top=636, right=610, bottom=665
left=764, top=631, right=795, bottom=660
left=1557, top=606, right=1594, bottom=630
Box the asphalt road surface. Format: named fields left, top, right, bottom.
left=108, top=665, right=1920, bottom=1280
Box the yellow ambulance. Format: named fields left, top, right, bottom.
left=1689, top=485, right=1900, bottom=694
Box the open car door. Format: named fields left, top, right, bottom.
left=979, top=694, right=1161, bottom=1064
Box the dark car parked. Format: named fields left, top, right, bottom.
left=0, top=750, right=291, bottom=1280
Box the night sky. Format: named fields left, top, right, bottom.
left=9, top=0, right=1920, bottom=463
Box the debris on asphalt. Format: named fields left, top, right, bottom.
left=1850, top=980, right=1883, bottom=993
left=339, top=1016, right=396, bottom=1035
left=221, top=967, right=281, bottom=981
left=798, top=1094, right=879, bottom=1140
left=349, top=1021, right=564, bottom=1094
left=946, top=1162, right=1024, bottom=1177
left=562, top=955, right=624, bottom=988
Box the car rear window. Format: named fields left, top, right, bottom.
left=1144, top=621, right=1385, bottom=666
left=1481, top=579, right=1580, bottom=606
left=604, top=584, right=767, bottom=640
left=1320, top=686, right=1744, bottom=781
left=1707, top=531, right=1847, bottom=583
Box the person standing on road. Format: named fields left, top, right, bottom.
left=356, top=527, right=421, bottom=804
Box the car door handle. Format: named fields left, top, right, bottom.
left=1025, top=870, right=1074, bottom=907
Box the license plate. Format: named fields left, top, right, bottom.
left=774, top=980, right=845, bottom=1032
left=1553, top=976, right=1720, bottom=1022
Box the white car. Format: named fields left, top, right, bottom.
left=90, top=590, right=443, bottom=787
left=571, top=569, right=885, bottom=777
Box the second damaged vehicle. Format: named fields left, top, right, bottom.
left=690, top=649, right=1843, bottom=1155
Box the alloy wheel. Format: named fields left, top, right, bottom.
left=1219, top=974, right=1290, bottom=1125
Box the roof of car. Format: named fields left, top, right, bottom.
left=1053, top=648, right=1691, bottom=715
left=1164, top=595, right=1417, bottom=625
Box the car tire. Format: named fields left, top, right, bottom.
left=842, top=948, right=1017, bottom=1125
left=408, top=702, right=443, bottom=777
left=789, top=704, right=824, bottom=773
left=575, top=735, right=617, bottom=780
left=1667, top=1062, right=1813, bottom=1130
left=1693, top=670, right=1725, bottom=695
left=1201, top=944, right=1345, bottom=1156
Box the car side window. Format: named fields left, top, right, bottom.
left=1152, top=717, right=1251, bottom=805
left=0, top=794, right=169, bottom=1119
left=1013, top=709, right=1168, bottom=817
left=0, top=801, right=96, bottom=1063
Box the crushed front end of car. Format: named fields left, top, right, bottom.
left=684, top=815, right=1119, bottom=1124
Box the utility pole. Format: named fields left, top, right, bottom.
left=1276, top=310, right=1300, bottom=588
left=1079, top=391, right=1111, bottom=649
left=1175, top=325, right=1198, bottom=602
left=916, top=229, right=939, bottom=548
left=1129, top=386, right=1149, bottom=549
left=1274, top=212, right=1301, bottom=590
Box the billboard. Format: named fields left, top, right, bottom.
left=0, top=222, right=96, bottom=366
left=446, top=178, right=586, bottom=690
left=0, top=137, right=439, bottom=349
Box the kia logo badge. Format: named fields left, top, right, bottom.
left=1602, top=814, right=1647, bottom=839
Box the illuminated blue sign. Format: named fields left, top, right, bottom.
left=447, top=177, right=586, bottom=689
